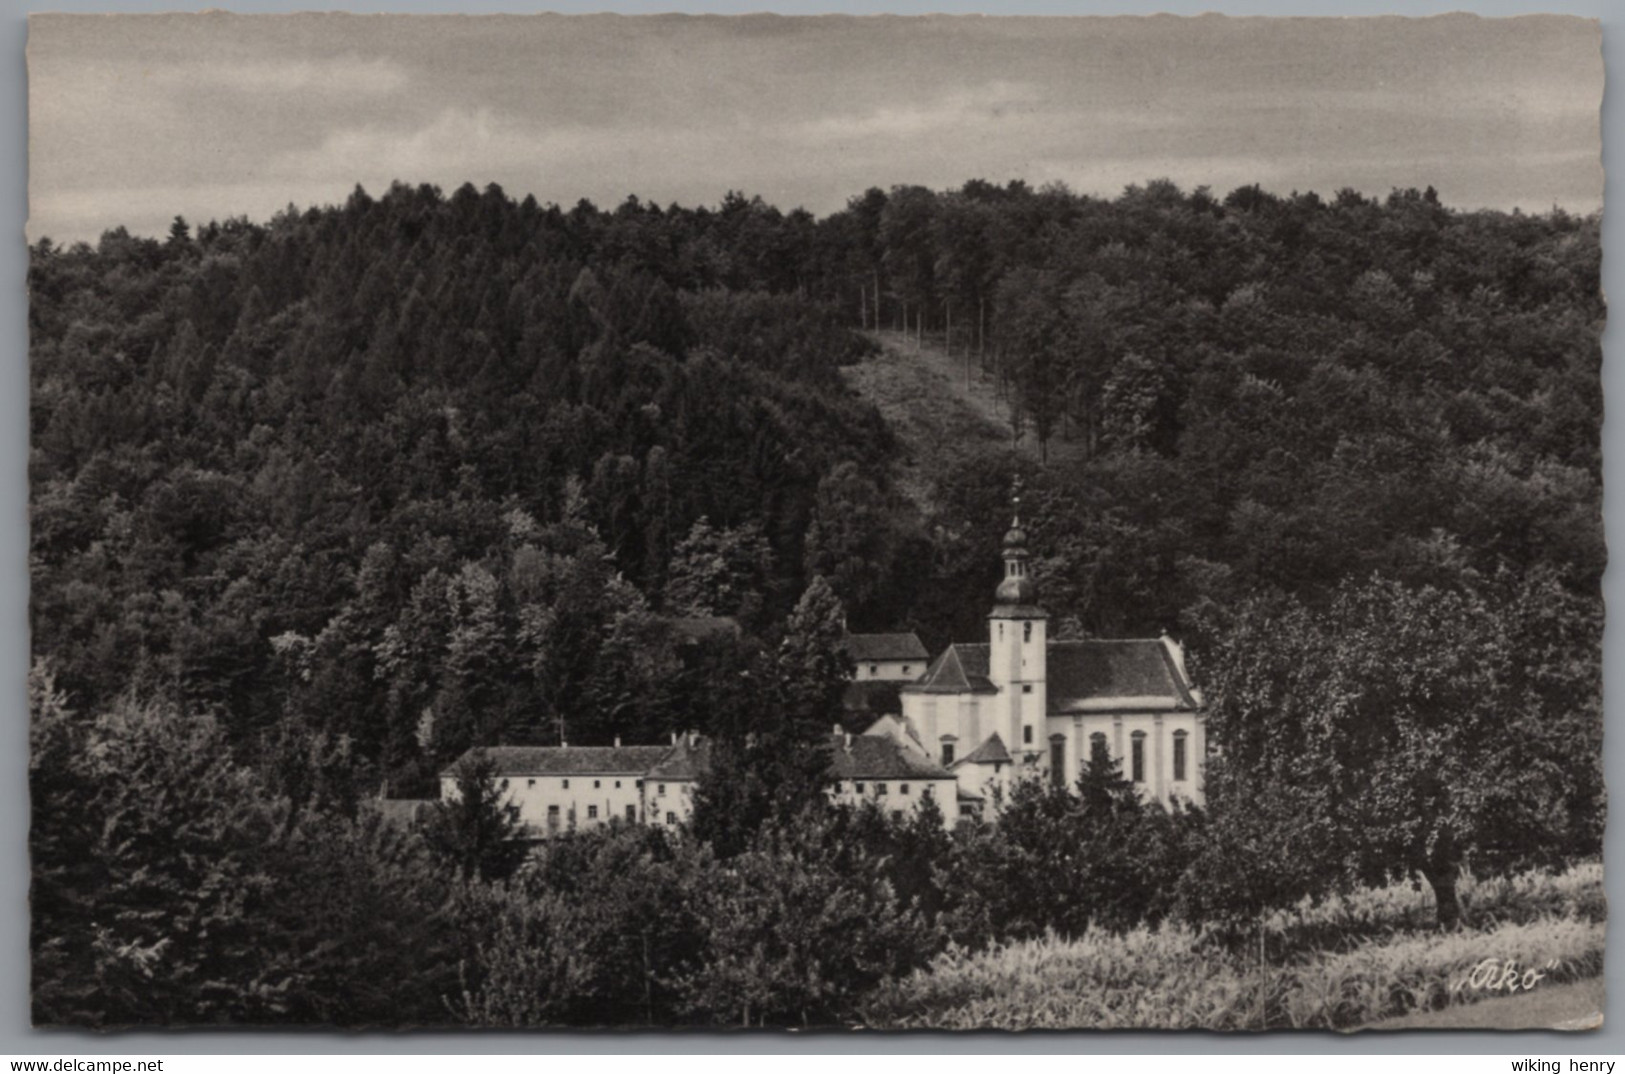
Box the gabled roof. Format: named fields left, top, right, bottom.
left=828, top=732, right=953, bottom=781
left=901, top=638, right=1199, bottom=711
left=639, top=732, right=952, bottom=783
left=644, top=738, right=709, bottom=781
left=1047, top=639, right=1199, bottom=712
left=953, top=732, right=1012, bottom=768
left=862, top=713, right=928, bottom=754
left=902, top=643, right=997, bottom=695
left=442, top=745, right=674, bottom=779
left=842, top=632, right=929, bottom=662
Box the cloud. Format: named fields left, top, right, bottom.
left=147, top=56, right=408, bottom=98
left=25, top=14, right=1604, bottom=242
left=795, top=80, right=1046, bottom=142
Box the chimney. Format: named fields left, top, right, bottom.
left=671, top=731, right=679, bottom=746
left=614, top=735, right=621, bottom=748
left=843, top=731, right=853, bottom=751
left=561, top=740, right=568, bottom=749
left=688, top=731, right=698, bottom=747
left=833, top=723, right=842, bottom=736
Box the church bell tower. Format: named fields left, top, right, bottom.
left=987, top=478, right=1048, bottom=767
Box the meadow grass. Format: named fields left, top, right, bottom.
left=862, top=865, right=1604, bottom=1031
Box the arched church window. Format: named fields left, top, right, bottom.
left=1173, top=730, right=1189, bottom=781
left=1049, top=734, right=1066, bottom=788
left=1023, top=622, right=1032, bottom=643
left=1130, top=731, right=1146, bottom=783
left=1089, top=732, right=1109, bottom=769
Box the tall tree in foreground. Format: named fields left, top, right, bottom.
left=424, top=750, right=528, bottom=883
left=690, top=576, right=849, bottom=856
left=1191, top=570, right=1602, bottom=929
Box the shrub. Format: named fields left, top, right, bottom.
left=863, top=896, right=1604, bottom=1031
left=675, top=813, right=938, bottom=1027
left=943, top=766, right=1201, bottom=947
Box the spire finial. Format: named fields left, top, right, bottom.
left=1010, top=474, right=1023, bottom=527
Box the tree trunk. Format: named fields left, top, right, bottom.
left=859, top=281, right=867, bottom=329
left=978, top=296, right=986, bottom=370
left=1423, top=865, right=1463, bottom=930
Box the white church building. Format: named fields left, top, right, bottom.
left=874, top=491, right=1207, bottom=814
left=432, top=487, right=1206, bottom=833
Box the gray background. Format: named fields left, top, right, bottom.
left=0, top=0, right=1616, bottom=1055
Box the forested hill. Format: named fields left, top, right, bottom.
left=29, top=179, right=1603, bottom=797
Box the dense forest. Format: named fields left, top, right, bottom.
left=28, top=177, right=1605, bottom=1026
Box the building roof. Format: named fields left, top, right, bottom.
left=828, top=732, right=953, bottom=781
left=842, top=632, right=930, bottom=662
left=862, top=713, right=927, bottom=754
left=631, top=732, right=952, bottom=784
left=902, top=643, right=998, bottom=695
left=644, top=737, right=710, bottom=781
left=444, top=729, right=956, bottom=786
left=1047, top=639, right=1200, bottom=712
left=442, top=745, right=674, bottom=779
left=953, top=732, right=1012, bottom=768
left=902, top=639, right=1199, bottom=712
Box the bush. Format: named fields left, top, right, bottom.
left=942, top=766, right=1201, bottom=947
left=675, top=813, right=939, bottom=1027
left=30, top=683, right=465, bottom=1027
left=863, top=868, right=1606, bottom=1031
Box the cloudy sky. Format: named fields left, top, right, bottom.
left=27, top=12, right=1602, bottom=243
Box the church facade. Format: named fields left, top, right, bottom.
left=881, top=496, right=1207, bottom=816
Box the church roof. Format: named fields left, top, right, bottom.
left=902, top=643, right=999, bottom=694
left=953, top=732, right=1012, bottom=768
left=1047, top=639, right=1200, bottom=712
left=842, top=632, right=929, bottom=662
left=443, top=745, right=673, bottom=779
left=902, top=639, right=1200, bottom=711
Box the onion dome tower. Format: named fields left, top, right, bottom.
left=988, top=478, right=1047, bottom=760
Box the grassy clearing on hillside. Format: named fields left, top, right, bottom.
left=861, top=865, right=1605, bottom=1031
left=839, top=332, right=1014, bottom=510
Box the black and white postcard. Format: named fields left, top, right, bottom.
left=25, top=12, right=1605, bottom=1031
